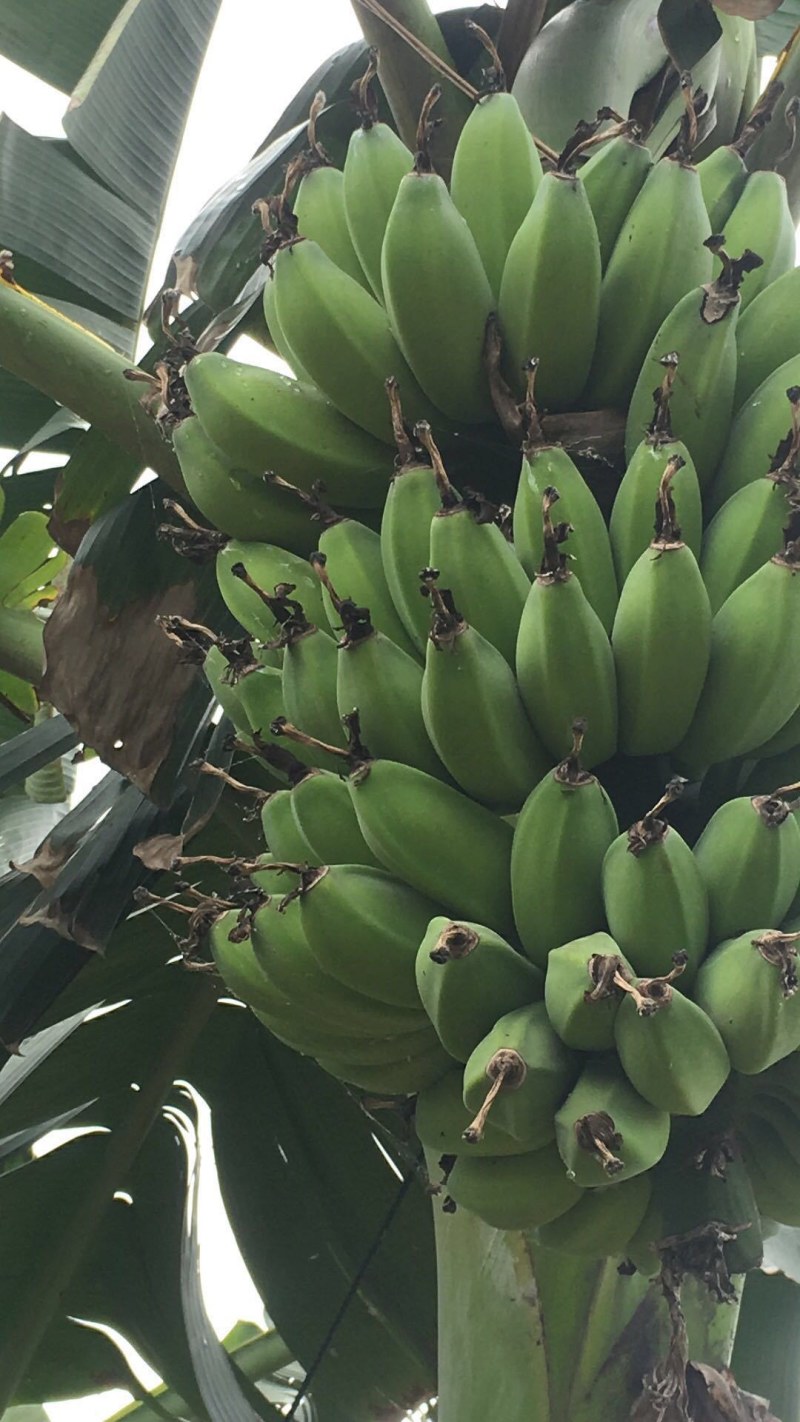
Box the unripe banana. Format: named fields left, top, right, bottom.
left=203, top=643, right=258, bottom=741
left=543, top=933, right=634, bottom=1051
left=296, top=861, right=442, bottom=1009
left=675, top=526, right=800, bottom=771
left=415, top=917, right=543, bottom=1062
left=624, top=245, right=759, bottom=491
left=271, top=236, right=432, bottom=442
left=381, top=89, right=495, bottom=423
left=554, top=1056, right=670, bottom=1186
left=451, top=88, right=542, bottom=299
left=292, top=156, right=369, bottom=287
left=313, top=514, right=419, bottom=658
left=696, top=143, right=748, bottom=230
left=611, top=462, right=712, bottom=755
left=318, top=1042, right=454, bottom=1096
left=711, top=354, right=800, bottom=513
left=602, top=782, right=710, bottom=984
left=614, top=958, right=730, bottom=1115
left=210, top=908, right=288, bottom=1019
left=342, top=59, right=415, bottom=301
left=700, top=463, right=800, bottom=615
left=639, top=1140, right=763, bottom=1277
left=610, top=355, right=703, bottom=583
left=579, top=127, right=653, bottom=270
left=415, top=1068, right=527, bottom=1158
left=537, top=1173, right=652, bottom=1258
left=511, top=723, right=619, bottom=969
left=499, top=161, right=601, bottom=412
left=749, top=718, right=800, bottom=768
left=584, top=143, right=713, bottom=411
left=424, top=426, right=530, bottom=666
left=216, top=541, right=329, bottom=643
left=261, top=786, right=316, bottom=862
left=735, top=267, right=800, bottom=410
left=719, top=168, right=796, bottom=310
left=515, top=489, right=617, bottom=768
left=288, top=768, right=381, bottom=869
left=272, top=594, right=344, bottom=751
left=379, top=384, right=443, bottom=656
left=513, top=365, right=618, bottom=630
left=420, top=576, right=550, bottom=812
left=183, top=352, right=390, bottom=509
left=462, top=1002, right=579, bottom=1146
left=694, top=928, right=800, bottom=1073
left=739, top=1114, right=800, bottom=1226
left=443, top=1143, right=583, bottom=1231
left=693, top=786, right=800, bottom=941
left=172, top=417, right=317, bottom=552
left=235, top=664, right=340, bottom=772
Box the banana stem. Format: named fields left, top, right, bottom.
left=0, top=273, right=182, bottom=489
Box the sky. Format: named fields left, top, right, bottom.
left=0, top=5, right=471, bottom=1417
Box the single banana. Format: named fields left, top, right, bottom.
left=614, top=959, right=730, bottom=1115
left=515, top=489, right=618, bottom=769
left=611, top=461, right=712, bottom=755
left=710, top=354, right=800, bottom=513
left=183, top=351, right=391, bottom=508
left=578, top=126, right=653, bottom=270
left=624, top=245, right=760, bottom=491
left=381, top=88, right=495, bottom=423
left=342, top=57, right=415, bottom=301
left=313, top=512, right=419, bottom=659
left=420, top=575, right=551, bottom=812
left=544, top=933, right=635, bottom=1051
left=415, top=1068, right=527, bottom=1158
left=451, top=83, right=543, bottom=300
left=415, top=916, right=543, bottom=1062
left=513, top=363, right=618, bottom=630
left=695, top=88, right=771, bottom=229
left=289, top=768, right=382, bottom=869
left=675, top=523, right=800, bottom=771
left=610, top=355, right=703, bottom=583
left=291, top=147, right=369, bottom=288
left=379, top=382, right=443, bottom=656
left=216, top=540, right=329, bottom=644
left=735, top=267, right=800, bottom=410
left=317, top=1042, right=455, bottom=1096
left=498, top=150, right=602, bottom=412
left=695, top=929, right=800, bottom=1074
left=719, top=168, right=796, bottom=310
left=740, top=1114, right=800, bottom=1227
left=462, top=1001, right=579, bottom=1146
left=537, top=1174, right=652, bottom=1258
left=261, top=786, right=317, bottom=862
left=275, top=593, right=345, bottom=750
left=693, top=785, right=800, bottom=941
left=443, top=1143, right=583, bottom=1231
left=602, top=781, right=710, bottom=985
left=511, top=722, right=619, bottom=969
left=554, top=1056, right=670, bottom=1186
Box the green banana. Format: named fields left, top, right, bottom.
left=543, top=933, right=634, bottom=1051
left=639, top=1139, right=763, bottom=1277
left=210, top=909, right=288, bottom=1019
left=297, top=861, right=442, bottom=1008
left=697, top=144, right=749, bottom=231
left=443, top=1143, right=583, bottom=1231
left=342, top=57, right=415, bottom=301
left=313, top=512, right=419, bottom=658
left=611, top=461, right=712, bottom=755
left=415, top=916, right=543, bottom=1062
left=172, top=417, right=317, bottom=552
left=694, top=928, right=800, bottom=1073
left=700, top=443, right=800, bottom=614
left=415, top=1069, right=528, bottom=1158
left=450, top=88, right=543, bottom=299
left=216, top=540, right=329, bottom=644
left=183, top=352, right=390, bottom=508
left=271, top=593, right=345, bottom=751
left=289, top=768, right=382, bottom=869
left=380, top=88, right=495, bottom=423
left=291, top=154, right=369, bottom=287
left=420, top=575, right=551, bottom=812
left=554, top=1056, right=670, bottom=1186
left=424, top=425, right=530, bottom=666
left=739, top=1113, right=800, bottom=1227
left=710, top=353, right=800, bottom=513
left=379, top=383, right=442, bottom=656
left=317, top=1043, right=454, bottom=1096
left=584, top=126, right=714, bottom=411
left=749, top=716, right=800, bottom=766
left=513, top=365, right=618, bottom=630
left=498, top=155, right=601, bottom=412
left=719, top=168, right=796, bottom=310
left=614, top=959, right=730, bottom=1115
left=271, top=235, right=432, bottom=442
left=236, top=664, right=341, bottom=772
left=693, top=786, right=800, bottom=941
left=511, top=723, right=619, bottom=969
left=578, top=127, right=653, bottom=270
left=675, top=524, right=800, bottom=771
left=203, top=643, right=258, bottom=741
left=602, top=782, right=710, bottom=984
left=261, top=786, right=316, bottom=862
left=624, top=245, right=760, bottom=491
left=537, top=1173, right=652, bottom=1257
left=462, top=1002, right=578, bottom=1146
left=609, top=355, right=703, bottom=583
left=735, top=267, right=800, bottom=410
left=515, top=489, right=618, bottom=769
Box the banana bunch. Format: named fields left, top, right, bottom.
left=147, top=36, right=800, bottom=1272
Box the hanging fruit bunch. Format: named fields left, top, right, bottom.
left=152, top=19, right=800, bottom=1281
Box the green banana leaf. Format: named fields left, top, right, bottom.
left=731, top=1269, right=800, bottom=1421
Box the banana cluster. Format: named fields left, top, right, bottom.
left=162, top=58, right=800, bottom=1272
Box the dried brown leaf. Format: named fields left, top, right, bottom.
left=132, top=833, right=186, bottom=871
left=11, top=839, right=73, bottom=889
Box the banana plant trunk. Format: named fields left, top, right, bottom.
left=432, top=1197, right=741, bottom=1422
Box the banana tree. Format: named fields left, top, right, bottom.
left=4, top=1, right=800, bottom=1420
